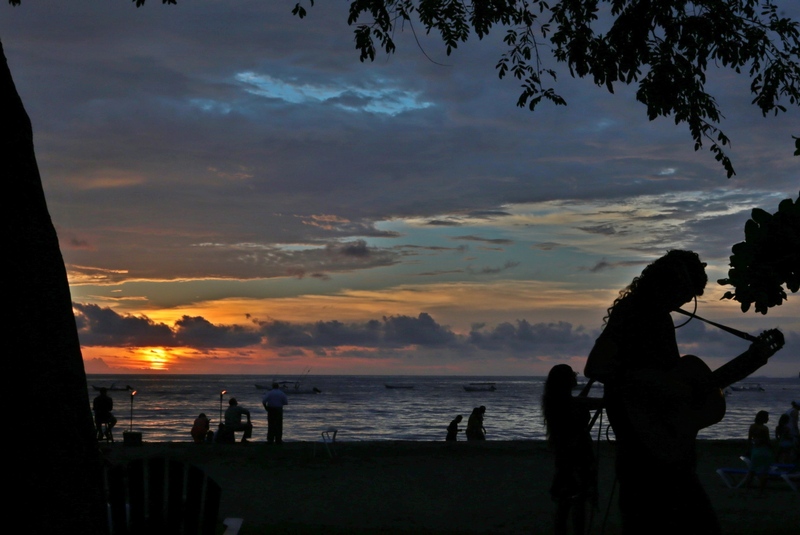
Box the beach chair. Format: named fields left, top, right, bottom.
left=97, top=421, right=114, bottom=443
left=313, top=427, right=338, bottom=458
left=781, top=472, right=798, bottom=493
left=716, top=456, right=799, bottom=491
left=103, top=456, right=243, bottom=535
left=321, top=427, right=338, bottom=457
left=715, top=456, right=752, bottom=489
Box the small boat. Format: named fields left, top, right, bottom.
left=729, top=383, right=765, bottom=392
left=464, top=382, right=496, bottom=392
left=92, top=383, right=133, bottom=392
left=254, top=381, right=321, bottom=394
left=385, top=383, right=414, bottom=389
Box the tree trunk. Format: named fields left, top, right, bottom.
left=2, top=39, right=107, bottom=534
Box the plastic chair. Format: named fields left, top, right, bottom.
left=716, top=456, right=799, bottom=491
left=781, top=472, right=798, bottom=493
left=97, top=421, right=114, bottom=443
left=319, top=427, right=338, bottom=458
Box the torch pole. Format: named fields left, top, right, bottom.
left=129, top=390, right=137, bottom=432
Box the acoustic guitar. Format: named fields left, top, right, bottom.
left=619, top=328, right=784, bottom=463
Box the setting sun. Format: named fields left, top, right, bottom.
left=140, top=348, right=171, bottom=371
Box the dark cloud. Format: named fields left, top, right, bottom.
left=68, top=237, right=92, bottom=250
left=329, top=240, right=371, bottom=258
left=258, top=313, right=456, bottom=348
left=589, top=259, right=613, bottom=273
left=74, top=303, right=259, bottom=349
left=72, top=301, right=797, bottom=369
left=532, top=242, right=562, bottom=251
left=73, top=303, right=174, bottom=347
left=452, top=235, right=514, bottom=245
left=468, top=260, right=521, bottom=275
left=426, top=220, right=462, bottom=226
left=469, top=320, right=597, bottom=355
left=416, top=269, right=465, bottom=276
left=173, top=315, right=261, bottom=348
left=465, top=210, right=512, bottom=219
left=577, top=224, right=617, bottom=236
left=382, top=313, right=457, bottom=346
left=583, top=259, right=647, bottom=273
left=66, top=239, right=402, bottom=283
left=398, top=244, right=468, bottom=252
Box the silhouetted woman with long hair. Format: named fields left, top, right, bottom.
left=542, top=364, right=603, bottom=535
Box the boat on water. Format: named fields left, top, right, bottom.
left=92, top=383, right=133, bottom=392
left=464, top=382, right=496, bottom=392
left=729, top=383, right=765, bottom=392
left=385, top=383, right=414, bottom=389
left=254, top=380, right=322, bottom=394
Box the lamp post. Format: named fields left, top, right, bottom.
left=219, top=390, right=226, bottom=423
left=129, top=390, right=137, bottom=432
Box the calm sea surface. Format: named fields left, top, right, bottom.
left=87, top=375, right=800, bottom=443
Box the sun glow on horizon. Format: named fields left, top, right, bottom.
left=141, top=348, right=171, bottom=370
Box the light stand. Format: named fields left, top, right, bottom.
left=129, top=390, right=137, bottom=432
left=123, top=389, right=142, bottom=446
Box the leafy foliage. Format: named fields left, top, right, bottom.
left=718, top=193, right=800, bottom=314
left=292, top=0, right=800, bottom=178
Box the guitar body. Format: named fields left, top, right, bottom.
left=619, top=329, right=784, bottom=463
left=622, top=355, right=725, bottom=463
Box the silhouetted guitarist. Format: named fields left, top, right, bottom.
left=585, top=250, right=783, bottom=535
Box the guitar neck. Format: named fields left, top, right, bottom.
left=711, top=329, right=783, bottom=390
left=712, top=349, right=766, bottom=390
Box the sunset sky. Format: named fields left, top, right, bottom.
left=3, top=1, right=798, bottom=376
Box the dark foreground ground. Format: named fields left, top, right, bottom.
left=101, top=439, right=798, bottom=534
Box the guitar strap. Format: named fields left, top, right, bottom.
left=674, top=308, right=757, bottom=342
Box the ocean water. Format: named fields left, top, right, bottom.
left=87, top=374, right=800, bottom=444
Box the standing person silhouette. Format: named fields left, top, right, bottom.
left=262, top=382, right=289, bottom=444
left=542, top=364, right=604, bottom=535
left=584, top=250, right=773, bottom=535
left=743, top=410, right=774, bottom=489
left=776, top=412, right=796, bottom=464
left=466, top=407, right=486, bottom=440
left=785, top=400, right=800, bottom=454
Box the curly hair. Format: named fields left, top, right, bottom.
left=603, top=250, right=707, bottom=325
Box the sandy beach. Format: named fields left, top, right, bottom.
left=101, top=439, right=797, bottom=534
